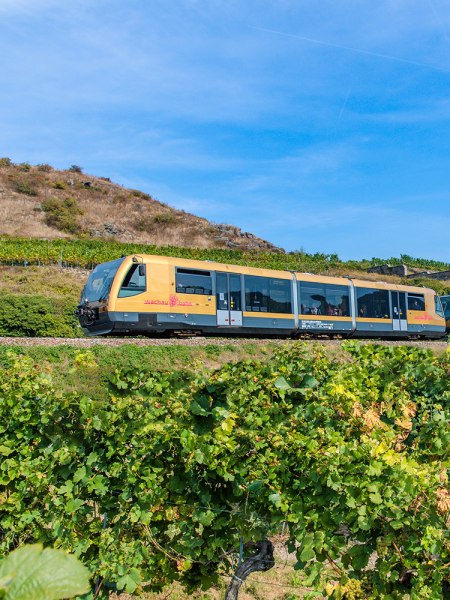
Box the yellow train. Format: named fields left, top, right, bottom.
left=76, top=254, right=446, bottom=339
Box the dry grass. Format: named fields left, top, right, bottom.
left=0, top=163, right=278, bottom=251
left=111, top=543, right=315, bottom=600
left=326, top=268, right=404, bottom=284
left=0, top=265, right=86, bottom=299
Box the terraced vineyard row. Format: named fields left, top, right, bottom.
left=1, top=236, right=450, bottom=273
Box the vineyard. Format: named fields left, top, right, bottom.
left=1, top=236, right=450, bottom=273
left=0, top=343, right=449, bottom=598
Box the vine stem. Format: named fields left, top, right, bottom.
left=326, top=552, right=342, bottom=575
left=143, top=525, right=182, bottom=562
left=393, top=541, right=403, bottom=561
left=224, top=540, right=274, bottom=600
left=93, top=577, right=104, bottom=599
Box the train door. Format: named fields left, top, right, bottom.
left=216, top=273, right=243, bottom=327
left=391, top=291, right=407, bottom=332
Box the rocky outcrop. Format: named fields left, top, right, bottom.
left=367, top=264, right=408, bottom=277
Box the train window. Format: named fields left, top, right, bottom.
left=435, top=295, right=444, bottom=317
left=356, top=288, right=389, bottom=319
left=245, top=276, right=292, bottom=313
left=245, top=276, right=268, bottom=312
left=444, top=298, right=450, bottom=319
left=176, top=268, right=212, bottom=295
left=118, top=264, right=146, bottom=297
left=268, top=278, right=292, bottom=313
left=408, top=294, right=425, bottom=311
left=298, top=282, right=350, bottom=316
left=83, top=257, right=124, bottom=302
left=229, top=274, right=242, bottom=311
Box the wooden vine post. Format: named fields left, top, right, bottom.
left=224, top=540, right=275, bottom=600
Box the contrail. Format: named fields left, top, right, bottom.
left=338, top=88, right=351, bottom=122
left=249, top=25, right=446, bottom=72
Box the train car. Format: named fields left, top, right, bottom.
left=440, top=295, right=450, bottom=332
left=76, top=254, right=446, bottom=339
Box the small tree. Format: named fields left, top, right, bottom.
left=68, top=165, right=83, bottom=173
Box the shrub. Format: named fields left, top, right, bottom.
left=36, top=163, right=53, bottom=172
left=41, top=197, right=83, bottom=234
left=0, top=157, right=12, bottom=167
left=18, top=162, right=31, bottom=172
left=135, top=212, right=177, bottom=232
left=154, top=212, right=176, bottom=224
left=13, top=180, right=38, bottom=196
left=0, top=294, right=81, bottom=337
left=130, top=189, right=152, bottom=200
left=134, top=215, right=155, bottom=232
left=50, top=180, right=67, bottom=190
left=69, top=164, right=83, bottom=173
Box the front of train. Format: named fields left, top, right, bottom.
left=441, top=295, right=450, bottom=333
left=76, top=257, right=125, bottom=335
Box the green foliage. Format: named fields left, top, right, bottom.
left=0, top=294, right=81, bottom=337
left=17, top=163, right=31, bottom=172
left=0, top=158, right=12, bottom=168
left=0, top=344, right=448, bottom=597
left=405, top=277, right=450, bottom=296
left=347, top=254, right=450, bottom=272
left=0, top=343, right=277, bottom=400
left=68, top=165, right=83, bottom=173
left=13, top=181, right=38, bottom=196
left=41, top=198, right=83, bottom=234
left=154, top=212, right=177, bottom=224
left=130, top=189, right=152, bottom=200
left=50, top=181, right=67, bottom=190
left=1, top=237, right=449, bottom=275
left=0, top=544, right=90, bottom=600
left=0, top=267, right=83, bottom=301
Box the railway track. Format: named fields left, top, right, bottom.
left=0, top=336, right=447, bottom=350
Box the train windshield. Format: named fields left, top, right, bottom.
left=82, top=258, right=124, bottom=302
left=435, top=295, right=444, bottom=318
left=442, top=296, right=450, bottom=318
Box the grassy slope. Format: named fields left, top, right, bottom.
left=0, top=265, right=86, bottom=299
left=0, top=342, right=279, bottom=399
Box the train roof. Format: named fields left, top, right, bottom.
left=131, top=253, right=294, bottom=278
left=128, top=254, right=437, bottom=293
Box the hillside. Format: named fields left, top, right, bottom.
left=0, top=158, right=280, bottom=252
left=0, top=152, right=449, bottom=339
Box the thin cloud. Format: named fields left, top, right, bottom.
left=249, top=25, right=448, bottom=72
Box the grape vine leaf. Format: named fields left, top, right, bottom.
left=0, top=544, right=90, bottom=600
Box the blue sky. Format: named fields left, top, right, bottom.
left=1, top=0, right=450, bottom=260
